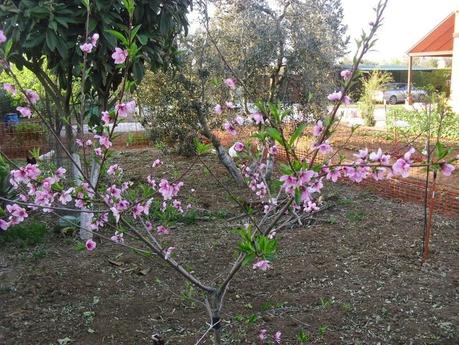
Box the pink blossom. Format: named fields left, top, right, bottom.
left=80, top=42, right=94, bottom=53
left=17, top=106, right=32, bottom=118
left=152, top=159, right=162, bottom=168
left=224, top=78, right=236, bottom=90
left=223, top=121, right=237, bottom=136
left=85, top=239, right=97, bottom=251
left=145, top=221, right=153, bottom=232
left=404, top=147, right=416, bottom=161
left=115, top=100, right=136, bottom=118
left=164, top=247, right=175, bottom=260
left=328, top=91, right=343, bottom=102
left=440, top=163, right=455, bottom=177
left=348, top=166, right=368, bottom=183
left=233, top=142, right=245, bottom=152
left=354, top=148, right=369, bottom=162
left=0, top=30, right=6, bottom=44
left=55, top=167, right=66, bottom=179
left=25, top=164, right=41, bottom=180
left=235, top=115, right=244, bottom=126
left=258, top=329, right=268, bottom=342
left=94, top=147, right=102, bottom=156
left=268, top=145, right=278, bottom=155
left=132, top=204, right=145, bottom=219
left=107, top=185, right=122, bottom=199
left=253, top=259, right=271, bottom=271
left=158, top=179, right=182, bottom=200
left=392, top=158, right=411, bottom=178
left=107, top=164, right=122, bottom=176
left=312, top=120, right=324, bottom=137
left=326, top=168, right=341, bottom=182
left=95, top=135, right=112, bottom=149
left=101, top=111, right=111, bottom=125
left=298, top=170, right=315, bottom=186
left=343, top=95, right=351, bottom=106
left=172, top=199, right=183, bottom=212
left=304, top=201, right=319, bottom=212
left=7, top=204, right=28, bottom=224
left=147, top=175, right=156, bottom=188
left=369, top=148, right=390, bottom=165
left=274, top=331, right=282, bottom=344
left=3, top=83, right=16, bottom=95
left=85, top=139, right=93, bottom=147
left=225, top=101, right=235, bottom=109
left=59, top=188, right=74, bottom=205
left=340, top=69, right=352, bottom=80
left=251, top=112, right=264, bottom=125
left=0, top=219, right=10, bottom=231
left=75, top=199, right=85, bottom=209
left=110, top=231, right=124, bottom=244
left=110, top=207, right=120, bottom=223
left=214, top=104, right=223, bottom=115
left=91, top=33, right=99, bottom=46
left=157, top=225, right=170, bottom=235
left=280, top=175, right=298, bottom=194
left=112, top=47, right=128, bottom=64
left=317, top=141, right=332, bottom=154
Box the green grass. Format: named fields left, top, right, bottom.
left=0, top=221, right=47, bottom=248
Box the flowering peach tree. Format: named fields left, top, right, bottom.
left=0, top=0, right=457, bottom=344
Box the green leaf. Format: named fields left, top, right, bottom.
left=289, top=123, right=307, bottom=146
left=81, top=0, right=90, bottom=9
left=265, top=127, right=283, bottom=144
left=137, top=34, right=149, bottom=45
left=45, top=31, right=58, bottom=51
left=435, top=142, right=451, bottom=160
left=130, top=24, right=142, bottom=43
left=132, top=61, right=145, bottom=82
left=105, top=29, right=128, bottom=46
left=3, top=39, right=13, bottom=58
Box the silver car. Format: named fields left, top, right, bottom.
left=374, top=83, right=428, bottom=105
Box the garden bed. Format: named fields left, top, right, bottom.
left=0, top=149, right=458, bottom=344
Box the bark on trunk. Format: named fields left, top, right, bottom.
left=206, top=292, right=223, bottom=345
left=72, top=154, right=101, bottom=240
left=195, top=104, right=245, bottom=186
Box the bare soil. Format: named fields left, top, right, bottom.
left=0, top=149, right=458, bottom=345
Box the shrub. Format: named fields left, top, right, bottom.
left=387, top=106, right=459, bottom=140
left=358, top=71, right=393, bottom=126
left=0, top=221, right=47, bottom=248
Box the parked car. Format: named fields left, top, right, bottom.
left=373, top=83, right=427, bottom=105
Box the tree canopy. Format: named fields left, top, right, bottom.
left=0, top=0, right=191, bottom=108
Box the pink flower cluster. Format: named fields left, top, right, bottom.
left=3, top=81, right=40, bottom=118
left=258, top=329, right=282, bottom=344
left=79, top=33, right=99, bottom=54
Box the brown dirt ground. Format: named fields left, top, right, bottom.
left=0, top=148, right=458, bottom=345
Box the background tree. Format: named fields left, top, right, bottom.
left=203, top=0, right=348, bottom=111
left=358, top=70, right=393, bottom=126
left=0, top=0, right=191, bottom=156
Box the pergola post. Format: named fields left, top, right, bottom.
left=450, top=9, right=459, bottom=113
left=407, top=55, right=413, bottom=105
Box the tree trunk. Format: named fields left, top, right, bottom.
left=206, top=291, right=223, bottom=345
left=72, top=154, right=101, bottom=240
left=195, top=104, right=245, bottom=186
left=216, top=144, right=244, bottom=185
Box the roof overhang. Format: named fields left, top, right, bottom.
left=407, top=11, right=455, bottom=57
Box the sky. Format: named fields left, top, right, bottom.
left=189, top=0, right=458, bottom=63
left=341, top=0, right=457, bottom=61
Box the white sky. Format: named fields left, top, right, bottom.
left=342, top=0, right=457, bottom=61
left=189, top=0, right=458, bottom=62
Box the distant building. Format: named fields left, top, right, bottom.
left=407, top=8, right=459, bottom=111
